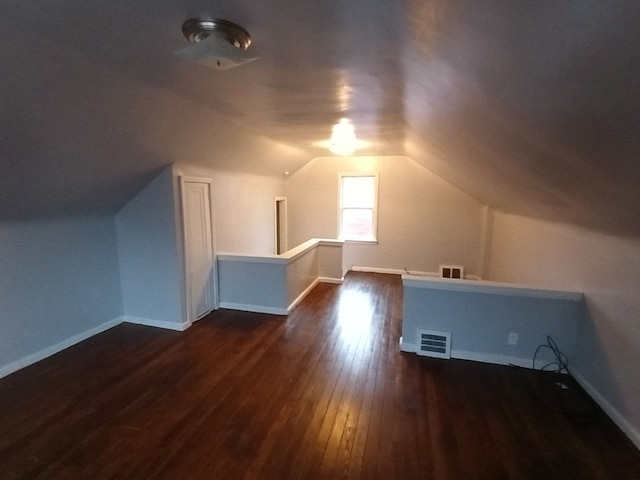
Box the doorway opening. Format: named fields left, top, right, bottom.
left=275, top=196, right=288, bottom=255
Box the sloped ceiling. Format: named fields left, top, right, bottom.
left=1, top=1, right=639, bottom=236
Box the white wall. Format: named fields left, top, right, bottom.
left=490, top=212, right=640, bottom=447
left=286, top=156, right=486, bottom=276
left=174, top=165, right=285, bottom=256
left=0, top=215, right=122, bottom=375
left=213, top=171, right=285, bottom=255
left=116, top=166, right=185, bottom=328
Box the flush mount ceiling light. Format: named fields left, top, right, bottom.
left=175, top=18, right=257, bottom=70
left=329, top=118, right=357, bottom=156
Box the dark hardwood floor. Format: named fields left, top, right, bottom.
left=2, top=272, right=640, bottom=479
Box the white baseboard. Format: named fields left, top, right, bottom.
left=399, top=342, right=548, bottom=370
left=219, top=302, right=288, bottom=316
left=399, top=337, right=417, bottom=353
left=352, top=267, right=480, bottom=279
left=288, top=276, right=344, bottom=313
left=288, top=279, right=320, bottom=313
left=121, top=315, right=191, bottom=332
left=571, top=369, right=640, bottom=450
left=318, top=276, right=343, bottom=284
left=354, top=267, right=482, bottom=281
left=400, top=340, right=640, bottom=450
left=451, top=350, right=536, bottom=369
left=402, top=269, right=439, bottom=278
left=0, top=317, right=122, bottom=380
left=0, top=315, right=197, bottom=379
left=219, top=276, right=343, bottom=316
left=351, top=266, right=406, bottom=275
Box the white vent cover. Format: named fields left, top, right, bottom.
left=440, top=265, right=464, bottom=279
left=417, top=330, right=451, bottom=359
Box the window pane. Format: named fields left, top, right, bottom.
left=342, top=208, right=374, bottom=240
left=342, top=176, right=374, bottom=208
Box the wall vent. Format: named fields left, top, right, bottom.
left=440, top=265, right=464, bottom=279
left=417, top=330, right=451, bottom=359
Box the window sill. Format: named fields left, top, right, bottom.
left=342, top=239, right=378, bottom=245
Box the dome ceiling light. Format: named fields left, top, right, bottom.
left=330, top=118, right=358, bottom=156
left=175, top=18, right=257, bottom=70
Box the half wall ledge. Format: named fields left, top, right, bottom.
left=401, top=274, right=584, bottom=369
left=218, top=238, right=344, bottom=315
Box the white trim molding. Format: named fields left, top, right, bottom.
left=218, top=303, right=288, bottom=316
left=0, top=318, right=121, bottom=380
left=218, top=238, right=344, bottom=315
left=399, top=339, right=546, bottom=370
left=402, top=274, right=583, bottom=301
left=399, top=337, right=417, bottom=353
left=274, top=196, right=288, bottom=254
left=571, top=369, right=640, bottom=450
left=338, top=172, right=379, bottom=242
left=122, top=315, right=191, bottom=332
left=288, top=278, right=321, bottom=313
left=450, top=350, right=546, bottom=370
left=317, top=276, right=343, bottom=284
left=351, top=266, right=406, bottom=275
left=179, top=175, right=218, bottom=324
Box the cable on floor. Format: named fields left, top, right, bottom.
left=533, top=335, right=569, bottom=374
left=533, top=335, right=598, bottom=422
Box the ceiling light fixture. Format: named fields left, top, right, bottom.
left=329, top=118, right=358, bottom=156
left=175, top=18, right=257, bottom=70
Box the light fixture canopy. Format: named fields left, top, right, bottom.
left=176, top=18, right=257, bottom=70
left=181, top=18, right=252, bottom=49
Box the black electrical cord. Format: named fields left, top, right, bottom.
left=532, top=336, right=598, bottom=422
left=533, top=335, right=569, bottom=374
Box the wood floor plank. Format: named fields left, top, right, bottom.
left=2, top=272, right=640, bottom=479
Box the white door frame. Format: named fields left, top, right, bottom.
left=274, top=196, right=288, bottom=254
left=180, top=175, right=218, bottom=323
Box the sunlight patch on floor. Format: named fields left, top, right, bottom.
left=336, top=290, right=374, bottom=348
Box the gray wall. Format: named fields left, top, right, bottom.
left=0, top=215, right=122, bottom=372
left=116, top=166, right=185, bottom=327
left=0, top=163, right=286, bottom=375
left=402, top=278, right=582, bottom=367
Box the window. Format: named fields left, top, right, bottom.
left=339, top=173, right=378, bottom=242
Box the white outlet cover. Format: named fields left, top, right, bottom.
left=508, top=332, right=518, bottom=345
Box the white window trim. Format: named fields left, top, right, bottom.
left=338, top=172, right=379, bottom=243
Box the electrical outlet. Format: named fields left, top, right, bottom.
left=508, top=332, right=518, bottom=345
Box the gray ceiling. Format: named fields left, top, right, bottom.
left=1, top=1, right=639, bottom=236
